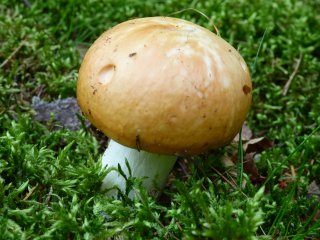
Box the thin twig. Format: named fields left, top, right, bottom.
left=177, top=158, right=190, bottom=178
left=23, top=184, right=38, bottom=201
left=0, top=42, right=25, bottom=68
left=211, top=167, right=237, bottom=190
left=290, top=165, right=297, bottom=179
left=168, top=8, right=220, bottom=36
left=45, top=186, right=53, bottom=205
left=282, top=53, right=303, bottom=96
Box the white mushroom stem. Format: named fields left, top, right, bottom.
left=101, top=140, right=177, bottom=198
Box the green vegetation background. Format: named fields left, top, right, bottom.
left=0, top=0, right=319, bottom=239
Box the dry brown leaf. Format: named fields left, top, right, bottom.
left=233, top=122, right=253, bottom=142
left=225, top=124, right=274, bottom=185
left=245, top=137, right=274, bottom=153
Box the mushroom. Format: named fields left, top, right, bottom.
left=77, top=17, right=252, bottom=197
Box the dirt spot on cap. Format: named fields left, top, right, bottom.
left=243, top=85, right=251, bottom=95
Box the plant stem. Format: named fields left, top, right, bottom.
left=101, top=140, right=177, bottom=198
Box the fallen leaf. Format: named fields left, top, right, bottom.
left=244, top=152, right=266, bottom=184
left=225, top=124, right=274, bottom=186
left=245, top=137, right=274, bottom=153
left=233, top=122, right=253, bottom=141
left=314, top=210, right=320, bottom=222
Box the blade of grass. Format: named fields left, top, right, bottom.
left=293, top=202, right=320, bottom=239
left=264, top=125, right=320, bottom=186
left=237, top=127, right=244, bottom=189
left=251, top=28, right=268, bottom=75
left=168, top=7, right=221, bottom=35
left=267, top=125, right=320, bottom=236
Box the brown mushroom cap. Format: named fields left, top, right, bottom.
left=77, top=17, right=252, bottom=155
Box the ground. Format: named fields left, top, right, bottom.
left=0, top=0, right=319, bottom=239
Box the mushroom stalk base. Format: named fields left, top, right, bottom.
left=101, top=140, right=177, bottom=198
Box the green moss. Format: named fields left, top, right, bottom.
left=0, top=0, right=319, bottom=239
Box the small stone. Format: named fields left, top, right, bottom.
left=31, top=96, right=88, bottom=131
left=307, top=181, right=320, bottom=199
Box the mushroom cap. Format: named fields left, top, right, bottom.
left=77, top=17, right=252, bottom=155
